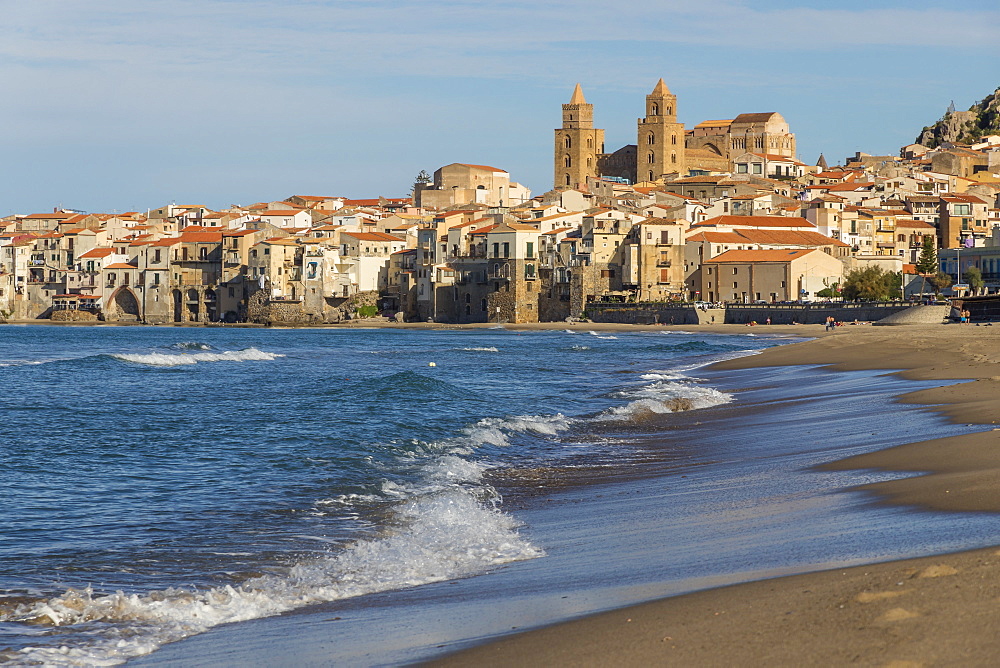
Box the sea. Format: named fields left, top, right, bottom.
left=1, top=325, right=998, bottom=666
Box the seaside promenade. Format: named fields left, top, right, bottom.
left=434, top=324, right=1000, bottom=667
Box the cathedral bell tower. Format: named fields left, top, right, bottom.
left=636, top=78, right=685, bottom=183
left=554, top=83, right=605, bottom=190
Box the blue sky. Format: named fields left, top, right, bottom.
left=1, top=0, right=998, bottom=214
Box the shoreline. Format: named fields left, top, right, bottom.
left=1, top=317, right=833, bottom=337
left=432, top=326, right=1000, bottom=667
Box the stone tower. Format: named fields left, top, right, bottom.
left=554, top=83, right=604, bottom=190
left=636, top=78, right=685, bottom=182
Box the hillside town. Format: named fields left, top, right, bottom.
left=3, top=79, right=1000, bottom=325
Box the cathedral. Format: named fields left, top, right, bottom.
left=554, top=79, right=796, bottom=189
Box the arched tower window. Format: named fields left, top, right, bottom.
left=565, top=173, right=571, bottom=186
left=564, top=154, right=572, bottom=167
left=647, top=133, right=655, bottom=145
left=666, top=106, right=672, bottom=115
left=650, top=103, right=659, bottom=116
left=564, top=135, right=572, bottom=148
left=648, top=171, right=654, bottom=181
left=671, top=152, right=677, bottom=164
left=586, top=137, right=593, bottom=148
left=647, top=152, right=655, bottom=164
left=586, top=157, right=592, bottom=167
left=671, top=134, right=677, bottom=145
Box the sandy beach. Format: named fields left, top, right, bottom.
left=433, top=324, right=1000, bottom=667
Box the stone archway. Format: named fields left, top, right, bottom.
left=186, top=288, right=201, bottom=322
left=106, top=288, right=141, bottom=322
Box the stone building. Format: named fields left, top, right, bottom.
left=415, top=163, right=530, bottom=209
left=635, top=79, right=686, bottom=183
left=554, top=84, right=605, bottom=189
left=686, top=112, right=797, bottom=167
left=700, top=248, right=843, bottom=303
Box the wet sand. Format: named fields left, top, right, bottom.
left=434, top=325, right=1000, bottom=667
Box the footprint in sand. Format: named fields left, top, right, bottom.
left=917, top=564, right=958, bottom=578
left=855, top=590, right=907, bottom=603
left=877, top=607, right=920, bottom=623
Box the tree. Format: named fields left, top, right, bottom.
left=840, top=266, right=902, bottom=301
left=927, top=271, right=952, bottom=297
left=963, top=266, right=985, bottom=295
left=915, top=236, right=938, bottom=297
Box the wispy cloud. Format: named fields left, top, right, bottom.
left=0, top=0, right=997, bottom=211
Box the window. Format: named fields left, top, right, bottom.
left=600, top=269, right=614, bottom=278
left=502, top=242, right=510, bottom=258
left=647, top=133, right=655, bottom=145
left=526, top=242, right=534, bottom=258
left=752, top=163, right=762, bottom=174
left=492, top=243, right=499, bottom=258
left=199, top=247, right=208, bottom=260
left=650, top=103, right=659, bottom=115
left=564, top=155, right=572, bottom=168
left=733, top=268, right=738, bottom=274
left=153, top=249, right=161, bottom=263
left=564, top=135, right=571, bottom=148
left=671, top=134, right=677, bottom=145
left=737, top=163, right=748, bottom=174
left=647, top=152, right=655, bottom=164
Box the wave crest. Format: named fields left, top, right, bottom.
left=7, top=490, right=540, bottom=666
left=111, top=347, right=283, bottom=366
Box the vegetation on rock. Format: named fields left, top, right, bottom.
left=917, top=87, right=1000, bottom=147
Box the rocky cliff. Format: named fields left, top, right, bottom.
left=917, top=87, right=1000, bottom=147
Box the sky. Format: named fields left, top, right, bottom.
left=1, top=0, right=998, bottom=215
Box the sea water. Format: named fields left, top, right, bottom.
left=0, top=325, right=788, bottom=665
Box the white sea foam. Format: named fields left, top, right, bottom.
left=111, top=348, right=284, bottom=366
left=461, top=414, right=574, bottom=448
left=639, top=372, right=685, bottom=381
left=563, top=329, right=577, bottom=334
left=0, top=359, right=47, bottom=367
left=460, top=347, right=499, bottom=352
left=168, top=342, right=213, bottom=351
left=9, top=489, right=541, bottom=667
left=598, top=380, right=733, bottom=421
left=588, top=331, right=618, bottom=340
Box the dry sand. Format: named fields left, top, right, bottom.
left=433, top=324, right=1000, bottom=667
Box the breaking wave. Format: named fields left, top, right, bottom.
left=6, top=490, right=540, bottom=667
left=111, top=347, right=284, bottom=366
left=598, top=379, right=733, bottom=422
left=460, top=347, right=499, bottom=352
